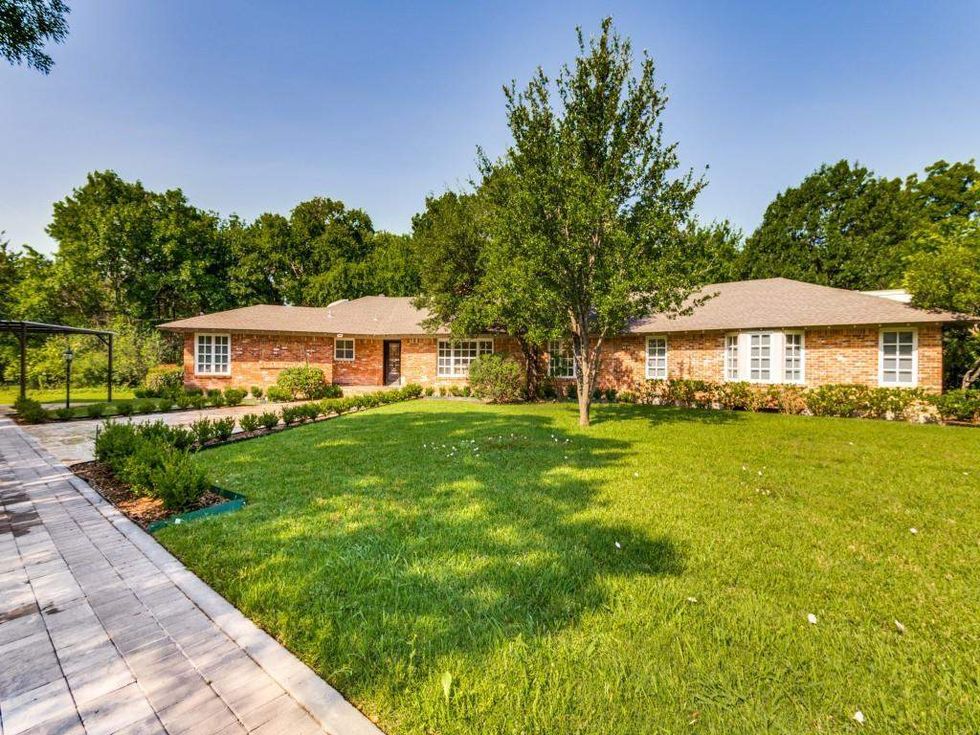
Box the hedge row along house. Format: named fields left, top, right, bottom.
left=159, top=278, right=967, bottom=393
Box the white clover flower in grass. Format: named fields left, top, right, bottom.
left=807, top=613, right=817, bottom=625
left=686, top=597, right=698, bottom=604
left=615, top=541, right=622, bottom=549
left=894, top=620, right=906, bottom=635
left=910, top=527, right=918, bottom=535
left=853, top=710, right=865, bottom=725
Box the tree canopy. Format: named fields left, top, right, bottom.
left=0, top=0, right=69, bottom=73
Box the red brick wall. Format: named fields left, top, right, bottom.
left=180, top=325, right=944, bottom=393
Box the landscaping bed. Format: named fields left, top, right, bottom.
left=72, top=459, right=227, bottom=529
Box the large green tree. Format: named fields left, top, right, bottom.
left=0, top=0, right=68, bottom=73
left=741, top=161, right=916, bottom=290
left=904, top=218, right=980, bottom=388
left=477, top=18, right=705, bottom=425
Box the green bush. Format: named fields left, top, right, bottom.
left=190, top=418, right=215, bottom=445
left=223, top=387, right=247, bottom=406
left=258, top=411, right=280, bottom=430
left=239, top=413, right=261, bottom=432
left=115, top=401, right=135, bottom=417
left=266, top=386, right=291, bottom=402
left=467, top=354, right=526, bottom=403
left=189, top=394, right=207, bottom=409
left=135, top=399, right=157, bottom=415
left=604, top=387, right=617, bottom=402
left=276, top=366, right=332, bottom=400
left=213, top=417, right=235, bottom=440
left=208, top=392, right=226, bottom=408
left=250, top=385, right=263, bottom=399
left=280, top=405, right=304, bottom=425
left=94, top=422, right=140, bottom=470
left=184, top=386, right=203, bottom=396
left=142, top=364, right=184, bottom=398
left=14, top=397, right=48, bottom=423
left=149, top=450, right=209, bottom=510
left=566, top=382, right=578, bottom=400
left=804, top=385, right=869, bottom=418
left=54, top=407, right=74, bottom=420
left=119, top=438, right=172, bottom=495
left=156, top=398, right=173, bottom=412
left=424, top=386, right=434, bottom=397
left=86, top=403, right=107, bottom=418
left=175, top=394, right=190, bottom=409
left=931, top=389, right=980, bottom=421
left=206, top=388, right=221, bottom=399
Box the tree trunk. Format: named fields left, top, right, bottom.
left=962, top=357, right=980, bottom=389
left=517, top=337, right=544, bottom=400
left=577, top=368, right=592, bottom=426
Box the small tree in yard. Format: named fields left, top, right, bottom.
left=480, top=18, right=705, bottom=425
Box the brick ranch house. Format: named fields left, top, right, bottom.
left=158, top=278, right=965, bottom=394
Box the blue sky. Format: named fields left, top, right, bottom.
left=1, top=1, right=978, bottom=254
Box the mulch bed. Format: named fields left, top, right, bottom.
left=70, top=460, right=225, bottom=529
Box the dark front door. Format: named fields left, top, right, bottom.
left=383, top=340, right=402, bottom=385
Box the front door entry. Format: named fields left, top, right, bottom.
left=384, top=340, right=402, bottom=385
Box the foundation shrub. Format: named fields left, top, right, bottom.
left=239, top=413, right=261, bottom=432
left=86, top=403, right=106, bottom=418
left=95, top=422, right=140, bottom=470
left=142, top=365, right=184, bottom=399
left=223, top=388, right=247, bottom=406
left=190, top=418, right=215, bottom=444
left=250, top=386, right=263, bottom=399
left=276, top=366, right=333, bottom=400
left=258, top=411, right=279, bottom=430
left=213, top=417, right=236, bottom=440
left=931, top=389, right=980, bottom=422
left=266, top=386, right=290, bottom=402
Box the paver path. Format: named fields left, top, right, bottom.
left=0, top=418, right=384, bottom=735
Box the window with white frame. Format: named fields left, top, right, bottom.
left=725, top=334, right=739, bottom=381
left=437, top=339, right=493, bottom=377
left=334, top=338, right=355, bottom=361
left=645, top=336, right=668, bottom=379
left=783, top=332, right=804, bottom=383
left=880, top=329, right=916, bottom=385
left=548, top=340, right=575, bottom=378
left=749, top=333, right=771, bottom=381
left=195, top=334, right=230, bottom=375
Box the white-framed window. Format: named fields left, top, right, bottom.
left=879, top=328, right=917, bottom=386
left=783, top=332, right=804, bottom=383
left=749, top=333, right=771, bottom=381
left=195, top=333, right=230, bottom=375
left=645, top=336, right=668, bottom=379
left=334, top=338, right=355, bottom=361
left=725, top=334, right=739, bottom=381
left=437, top=339, right=493, bottom=377
left=548, top=340, right=576, bottom=378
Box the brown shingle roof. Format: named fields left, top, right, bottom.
left=158, top=297, right=445, bottom=336
left=159, top=279, right=966, bottom=337
left=628, top=278, right=964, bottom=333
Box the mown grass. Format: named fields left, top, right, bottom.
left=157, top=401, right=980, bottom=734
left=0, top=385, right=134, bottom=406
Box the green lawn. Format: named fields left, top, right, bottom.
left=157, top=401, right=979, bottom=734
left=0, top=384, right=134, bottom=406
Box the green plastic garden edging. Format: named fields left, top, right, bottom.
left=147, top=487, right=246, bottom=534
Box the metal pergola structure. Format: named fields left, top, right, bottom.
left=0, top=320, right=115, bottom=402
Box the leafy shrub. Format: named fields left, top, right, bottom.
left=401, top=383, right=423, bottom=398
left=566, top=382, right=578, bottom=400
left=213, top=417, right=235, bottom=441
left=539, top=379, right=558, bottom=400
left=190, top=418, right=215, bottom=445
left=276, top=366, right=332, bottom=400
left=604, top=387, right=617, bottom=402
left=239, top=413, right=260, bottom=432
left=266, top=386, right=291, bottom=402
left=189, top=394, right=207, bottom=409
left=931, top=389, right=980, bottom=421
left=14, top=397, right=48, bottom=423
left=617, top=389, right=637, bottom=404
left=120, top=438, right=172, bottom=495
left=805, top=385, right=868, bottom=418
left=175, top=394, right=190, bottom=409
left=208, top=392, right=226, bottom=408
left=250, top=385, right=263, bottom=399
left=54, top=407, right=74, bottom=420
left=142, top=364, right=184, bottom=398
left=223, top=387, right=247, bottom=406
left=149, top=450, right=209, bottom=510
left=468, top=354, right=526, bottom=403
left=86, top=403, right=106, bottom=418
left=424, top=386, right=434, bottom=396
left=156, top=398, right=173, bottom=412
left=259, top=411, right=280, bottom=430
left=206, top=388, right=222, bottom=399
left=135, top=399, right=157, bottom=415
left=94, top=422, right=140, bottom=470
left=280, top=405, right=303, bottom=425
left=115, top=401, right=135, bottom=417
left=184, top=386, right=203, bottom=396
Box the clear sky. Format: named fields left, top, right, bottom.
left=1, top=0, right=978, bottom=254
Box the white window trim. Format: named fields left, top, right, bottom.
left=724, top=332, right=739, bottom=382
left=194, top=333, right=231, bottom=376
left=726, top=331, right=806, bottom=384
left=334, top=338, right=355, bottom=362
left=548, top=340, right=576, bottom=379
left=782, top=330, right=806, bottom=385
left=437, top=338, right=494, bottom=378
left=645, top=336, right=668, bottom=380
left=878, top=327, right=918, bottom=387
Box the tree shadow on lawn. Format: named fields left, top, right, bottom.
left=589, top=402, right=744, bottom=426
left=198, top=407, right=687, bottom=694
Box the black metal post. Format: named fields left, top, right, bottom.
left=19, top=323, right=26, bottom=401
left=65, top=355, right=71, bottom=409
left=107, top=333, right=113, bottom=403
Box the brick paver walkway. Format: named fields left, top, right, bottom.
left=0, top=418, right=384, bottom=735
